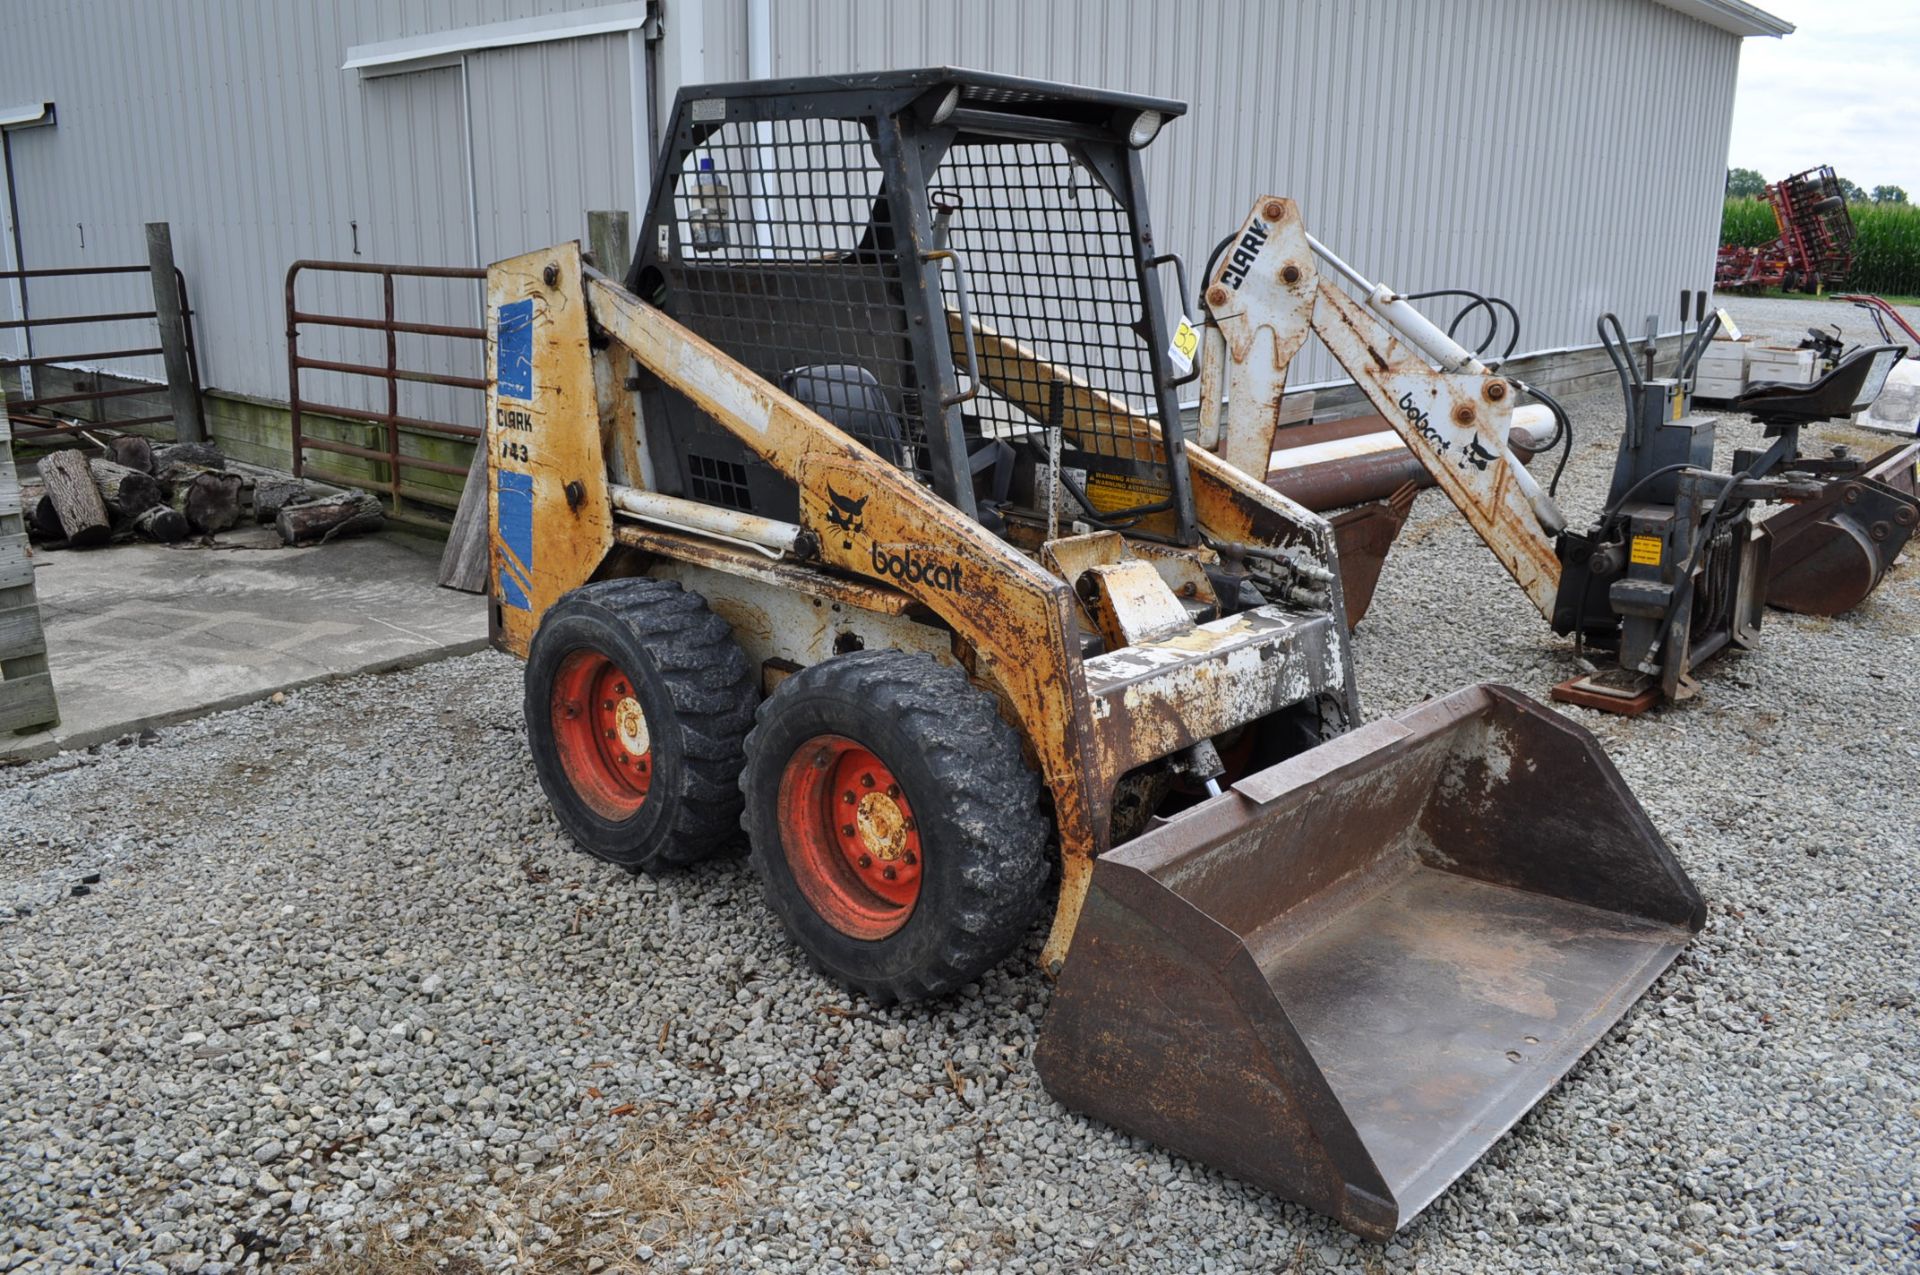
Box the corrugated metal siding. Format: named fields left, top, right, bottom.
left=0, top=0, right=643, bottom=409
left=752, top=0, right=1741, bottom=387
left=0, top=0, right=1742, bottom=409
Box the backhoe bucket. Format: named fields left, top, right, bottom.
left=1763, top=441, right=1920, bottom=616
left=1035, top=684, right=1703, bottom=1240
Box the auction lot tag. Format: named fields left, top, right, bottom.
left=1168, top=315, right=1199, bottom=375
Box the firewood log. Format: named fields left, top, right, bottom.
left=170, top=470, right=245, bottom=534
left=37, top=450, right=112, bottom=547
left=87, top=457, right=166, bottom=520
left=252, top=477, right=311, bottom=524
left=133, top=504, right=189, bottom=543
left=275, top=491, right=384, bottom=546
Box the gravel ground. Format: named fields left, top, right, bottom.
left=1710, top=290, right=1920, bottom=351
left=3, top=383, right=1918, bottom=1274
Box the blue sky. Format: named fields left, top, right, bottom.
left=1727, top=1, right=1920, bottom=196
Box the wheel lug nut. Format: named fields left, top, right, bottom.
left=858, top=854, right=872, bottom=868
left=603, top=700, right=614, bottom=710
left=860, top=774, right=875, bottom=788
left=605, top=729, right=617, bottom=740
left=843, top=791, right=856, bottom=804
left=904, top=852, right=917, bottom=865
left=842, top=824, right=856, bottom=837
left=882, top=866, right=897, bottom=881
left=886, top=784, right=900, bottom=798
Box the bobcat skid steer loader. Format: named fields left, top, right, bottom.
left=484, top=69, right=1702, bottom=1239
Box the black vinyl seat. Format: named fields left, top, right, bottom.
left=1733, top=344, right=1904, bottom=425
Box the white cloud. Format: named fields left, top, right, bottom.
left=1727, top=0, right=1920, bottom=197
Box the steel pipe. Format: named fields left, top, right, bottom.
left=609, top=485, right=803, bottom=559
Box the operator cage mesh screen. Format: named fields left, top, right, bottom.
left=660, top=113, right=1170, bottom=504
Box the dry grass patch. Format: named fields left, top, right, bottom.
left=299, top=1093, right=803, bottom=1274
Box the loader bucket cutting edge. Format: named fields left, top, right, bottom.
left=1034, top=684, right=1703, bottom=1240
left=1763, top=441, right=1920, bottom=616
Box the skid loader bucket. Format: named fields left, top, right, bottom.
left=1036, top=684, right=1703, bottom=1240
left=1763, top=441, right=1920, bottom=616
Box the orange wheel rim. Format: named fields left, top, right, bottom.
left=550, top=649, right=653, bottom=819
left=777, top=735, right=923, bottom=940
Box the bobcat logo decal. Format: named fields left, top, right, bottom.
left=825, top=484, right=868, bottom=535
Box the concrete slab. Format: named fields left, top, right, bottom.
left=3, top=525, right=487, bottom=761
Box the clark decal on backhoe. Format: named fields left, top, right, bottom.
left=482, top=69, right=1704, bottom=1240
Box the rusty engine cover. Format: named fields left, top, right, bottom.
left=1034, top=684, right=1704, bottom=1239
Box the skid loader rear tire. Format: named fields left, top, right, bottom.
left=524, top=578, right=756, bottom=873
left=742, top=650, right=1050, bottom=1004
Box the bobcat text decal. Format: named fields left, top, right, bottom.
left=1397, top=392, right=1452, bottom=456
left=870, top=542, right=966, bottom=594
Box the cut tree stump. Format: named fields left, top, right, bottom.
left=133, top=504, right=189, bottom=543
left=38, top=450, right=112, bottom=547
left=276, top=491, right=384, bottom=546
left=109, top=436, right=155, bottom=474
left=87, top=457, right=166, bottom=521
left=252, top=477, right=310, bottom=524
left=172, top=470, right=245, bottom=534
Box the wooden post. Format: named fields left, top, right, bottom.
left=146, top=222, right=206, bottom=444
left=0, top=399, right=60, bottom=735
left=586, top=210, right=633, bottom=282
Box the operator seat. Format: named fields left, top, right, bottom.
left=1733, top=344, right=1904, bottom=427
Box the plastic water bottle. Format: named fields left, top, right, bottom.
left=687, top=156, right=731, bottom=252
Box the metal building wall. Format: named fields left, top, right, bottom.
left=0, top=0, right=641, bottom=412
left=739, top=0, right=1743, bottom=387
left=0, top=0, right=1744, bottom=413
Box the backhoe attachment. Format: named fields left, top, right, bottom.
left=1196, top=196, right=1915, bottom=711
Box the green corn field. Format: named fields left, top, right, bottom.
left=1721, top=197, right=1920, bottom=295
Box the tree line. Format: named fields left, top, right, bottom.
left=1726, top=167, right=1906, bottom=205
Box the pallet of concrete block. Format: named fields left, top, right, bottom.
left=1694, top=336, right=1751, bottom=402
left=1747, top=343, right=1821, bottom=386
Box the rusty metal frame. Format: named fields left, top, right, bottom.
left=284, top=259, right=487, bottom=515
left=0, top=263, right=202, bottom=440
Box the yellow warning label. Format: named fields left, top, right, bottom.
left=1083, top=472, right=1175, bottom=536
left=1630, top=535, right=1663, bottom=567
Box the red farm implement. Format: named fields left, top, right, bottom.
left=1717, top=166, right=1857, bottom=293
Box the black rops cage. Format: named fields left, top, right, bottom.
left=623, top=68, right=1197, bottom=543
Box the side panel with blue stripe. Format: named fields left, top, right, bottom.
left=495, top=470, right=535, bottom=610
left=494, top=296, right=537, bottom=610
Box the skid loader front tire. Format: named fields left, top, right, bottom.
left=524, top=578, right=756, bottom=873
left=742, top=650, right=1050, bottom=1004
